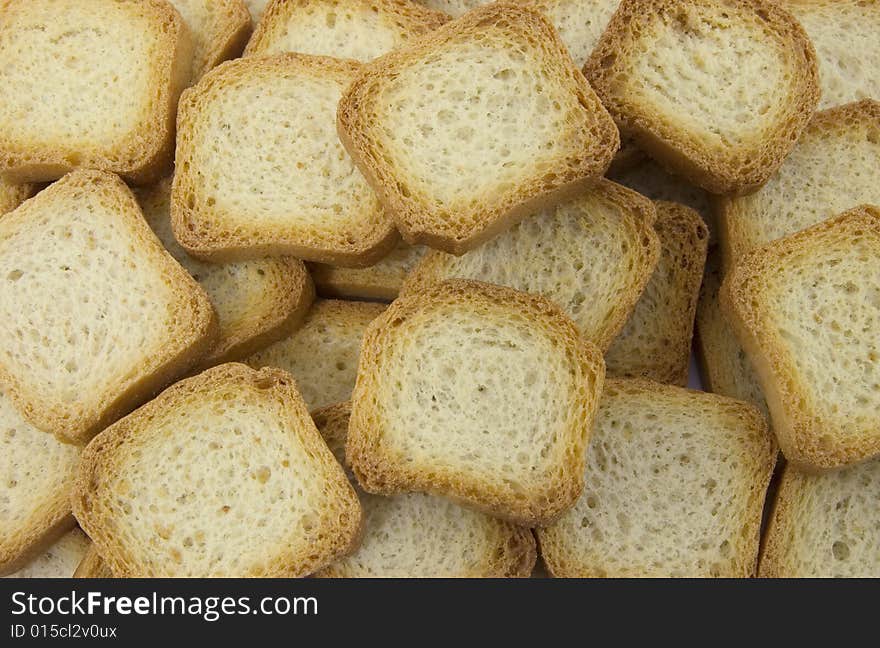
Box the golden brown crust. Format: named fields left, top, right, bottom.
left=337, top=2, right=619, bottom=255
left=584, top=0, right=820, bottom=195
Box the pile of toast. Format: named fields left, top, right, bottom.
left=1, top=0, right=878, bottom=579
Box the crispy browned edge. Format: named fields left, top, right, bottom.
left=399, top=179, right=660, bottom=351
left=244, top=0, right=449, bottom=57
left=584, top=0, right=820, bottom=195
left=716, top=99, right=880, bottom=271
left=307, top=242, right=425, bottom=302
left=347, top=279, right=606, bottom=527
left=0, top=0, right=193, bottom=186
left=606, top=200, right=709, bottom=385
left=311, top=401, right=536, bottom=577
left=171, top=52, right=398, bottom=266
left=720, top=205, right=880, bottom=471
left=72, top=363, right=364, bottom=577
left=190, top=0, right=253, bottom=81
left=336, top=2, right=620, bottom=255
left=0, top=512, right=78, bottom=576
left=537, top=378, right=777, bottom=577
left=73, top=543, right=115, bottom=579
left=0, top=170, right=219, bottom=443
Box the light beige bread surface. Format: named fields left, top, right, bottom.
left=313, top=403, right=537, bottom=577
left=337, top=3, right=619, bottom=254
left=173, top=53, right=396, bottom=266
left=170, top=0, right=252, bottom=81
left=605, top=201, right=708, bottom=385
left=245, top=0, right=448, bottom=61
left=4, top=529, right=90, bottom=579
left=247, top=299, right=386, bottom=410
left=584, top=0, right=820, bottom=194
left=246, top=0, right=272, bottom=19
left=524, top=0, right=621, bottom=69
left=0, top=389, right=81, bottom=575
left=721, top=205, right=880, bottom=470
left=0, top=0, right=192, bottom=184
left=401, top=180, right=659, bottom=351
left=538, top=379, right=776, bottom=577
left=759, top=459, right=880, bottom=578
left=784, top=0, right=880, bottom=110
left=74, top=545, right=114, bottom=579
left=348, top=280, right=606, bottom=526
left=73, top=363, right=362, bottom=578
left=0, top=171, right=217, bottom=443
left=138, top=178, right=313, bottom=366
left=719, top=100, right=880, bottom=269
left=309, top=241, right=426, bottom=301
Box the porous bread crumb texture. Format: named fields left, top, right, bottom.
left=0, top=180, right=33, bottom=217
left=173, top=53, right=396, bottom=266
left=538, top=379, right=776, bottom=577
left=137, top=178, right=314, bottom=366
left=4, top=529, right=89, bottom=579
left=585, top=0, right=820, bottom=194
left=169, top=0, right=252, bottom=82
left=721, top=205, right=880, bottom=470
left=247, top=299, right=386, bottom=411
left=313, top=403, right=536, bottom=577
left=348, top=280, right=606, bottom=527
left=401, top=180, right=660, bottom=351
left=0, top=170, right=217, bottom=443
left=0, top=389, right=81, bottom=575
left=72, top=363, right=362, bottom=578
left=308, top=240, right=427, bottom=301
left=417, top=0, right=490, bottom=17
left=759, top=459, right=880, bottom=577
left=245, top=0, right=448, bottom=62
left=73, top=544, right=114, bottom=578
left=337, top=2, right=619, bottom=254
left=524, top=0, right=622, bottom=69
left=785, top=0, right=880, bottom=110
left=0, top=0, right=192, bottom=184
left=695, top=251, right=769, bottom=418
left=719, top=99, right=880, bottom=268
left=605, top=201, right=709, bottom=385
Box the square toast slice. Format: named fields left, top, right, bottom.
left=337, top=3, right=619, bottom=254
left=173, top=53, right=397, bottom=266
left=0, top=0, right=193, bottom=184
left=309, top=241, right=427, bottom=301
left=170, top=0, right=252, bottom=81
left=401, top=180, right=659, bottom=351
left=245, top=0, right=448, bottom=61
left=721, top=205, right=880, bottom=469
left=584, top=0, right=820, bottom=194
left=538, top=379, right=776, bottom=577
left=73, top=363, right=362, bottom=577
left=138, top=178, right=314, bottom=366
left=348, top=280, right=606, bottom=526
left=0, top=171, right=218, bottom=443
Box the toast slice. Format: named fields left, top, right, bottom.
left=0, top=180, right=33, bottom=217
left=401, top=180, right=659, bottom=351
left=605, top=201, right=708, bottom=385
left=719, top=100, right=880, bottom=269
left=337, top=3, right=619, bottom=254
left=173, top=53, right=397, bottom=266
left=348, top=280, right=606, bottom=526
left=245, top=0, right=448, bottom=61
left=695, top=250, right=768, bottom=418
left=309, top=241, right=426, bottom=301
left=759, top=460, right=880, bottom=578
left=137, top=178, right=314, bottom=366
left=721, top=205, right=880, bottom=470
left=247, top=299, right=386, bottom=410
left=584, top=0, right=820, bottom=194
left=3, top=529, right=90, bottom=579
left=313, top=403, right=536, bottom=577
left=0, top=389, right=81, bottom=576
left=537, top=379, right=776, bottom=577
left=785, top=0, right=880, bottom=110
left=170, top=0, right=252, bottom=81
left=73, top=363, right=362, bottom=578
left=0, top=0, right=193, bottom=184
left=0, top=171, right=218, bottom=443
left=74, top=545, right=114, bottom=579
